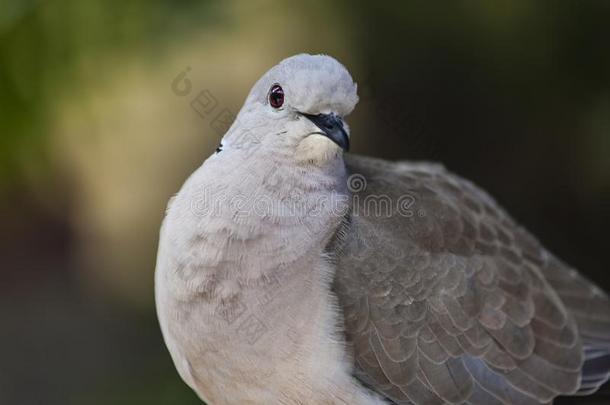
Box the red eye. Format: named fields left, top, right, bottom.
left=269, top=84, right=284, bottom=108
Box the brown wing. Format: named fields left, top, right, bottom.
left=333, top=155, right=610, bottom=404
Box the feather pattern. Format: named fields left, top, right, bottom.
left=332, top=155, right=610, bottom=404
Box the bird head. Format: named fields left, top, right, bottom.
left=220, top=54, right=359, bottom=167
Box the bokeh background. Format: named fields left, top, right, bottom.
left=1, top=1, right=609, bottom=404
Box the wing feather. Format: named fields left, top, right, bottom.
left=333, top=155, right=610, bottom=404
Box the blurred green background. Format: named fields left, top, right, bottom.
left=1, top=1, right=609, bottom=404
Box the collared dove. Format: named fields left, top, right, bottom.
left=155, top=54, right=610, bottom=404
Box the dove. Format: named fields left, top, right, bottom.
left=155, top=54, right=610, bottom=404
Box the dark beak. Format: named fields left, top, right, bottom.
left=301, top=112, right=349, bottom=152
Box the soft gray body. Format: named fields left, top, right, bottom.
left=155, top=54, right=610, bottom=404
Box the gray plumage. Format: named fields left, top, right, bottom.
left=155, top=54, right=610, bottom=404
left=336, top=155, right=610, bottom=404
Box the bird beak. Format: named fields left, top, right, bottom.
left=301, top=112, right=350, bottom=152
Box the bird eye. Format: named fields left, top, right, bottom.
left=269, top=84, right=284, bottom=108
